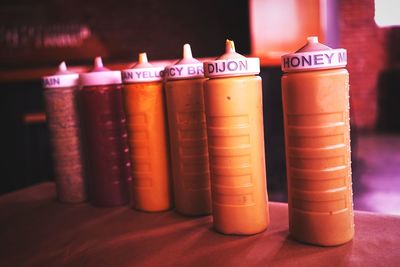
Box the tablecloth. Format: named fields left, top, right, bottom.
left=0, top=182, right=399, bottom=267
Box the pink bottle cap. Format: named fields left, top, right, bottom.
left=203, top=40, right=260, bottom=78
left=281, top=36, right=347, bottom=72
left=42, top=62, right=79, bottom=88
left=165, top=44, right=204, bottom=80
left=79, top=57, right=122, bottom=86
left=121, top=53, right=165, bottom=83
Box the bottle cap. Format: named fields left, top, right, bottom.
left=79, top=57, right=122, bottom=86
left=165, top=44, right=204, bottom=80
left=42, top=62, right=79, bottom=88
left=121, top=53, right=165, bottom=83
left=203, top=39, right=260, bottom=78
left=281, top=36, right=347, bottom=72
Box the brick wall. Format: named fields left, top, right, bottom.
left=339, top=0, right=389, bottom=130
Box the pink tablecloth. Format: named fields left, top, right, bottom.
left=0, top=182, right=399, bottom=267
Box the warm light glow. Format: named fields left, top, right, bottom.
left=249, top=0, right=325, bottom=65
left=375, top=0, right=400, bottom=27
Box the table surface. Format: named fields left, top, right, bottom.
left=0, top=182, right=399, bottom=267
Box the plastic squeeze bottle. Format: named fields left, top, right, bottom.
left=203, top=40, right=270, bottom=235
left=281, top=36, right=354, bottom=246
left=121, top=53, right=172, bottom=212
left=42, top=62, right=87, bottom=203
left=79, top=57, right=130, bottom=207
left=165, top=44, right=211, bottom=216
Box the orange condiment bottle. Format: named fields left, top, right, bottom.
left=281, top=36, right=354, bottom=246
left=165, top=44, right=211, bottom=216
left=203, top=40, right=270, bottom=235
left=121, top=53, right=172, bottom=212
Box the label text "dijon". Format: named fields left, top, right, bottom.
left=207, top=59, right=248, bottom=74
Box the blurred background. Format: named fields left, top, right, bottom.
left=0, top=0, right=399, bottom=214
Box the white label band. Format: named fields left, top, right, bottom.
left=165, top=63, right=204, bottom=80
left=42, top=74, right=79, bottom=88
left=204, top=58, right=260, bottom=78
left=121, top=67, right=165, bottom=83
left=79, top=71, right=122, bottom=86
left=281, top=49, right=347, bottom=72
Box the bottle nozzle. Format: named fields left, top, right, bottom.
left=94, top=57, right=104, bottom=68
left=45, top=61, right=79, bottom=87
left=58, top=61, right=68, bottom=72
left=130, top=52, right=154, bottom=69
left=178, top=43, right=199, bottom=64
left=307, top=36, right=319, bottom=44
left=225, top=39, right=236, bottom=53
left=183, top=44, right=193, bottom=59
left=138, top=53, right=148, bottom=64
left=216, top=39, right=245, bottom=60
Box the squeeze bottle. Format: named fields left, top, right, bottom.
left=165, top=44, right=211, bottom=216
left=203, top=40, right=270, bottom=235
left=281, top=36, right=354, bottom=246
left=42, top=62, right=87, bottom=203
left=121, top=53, right=172, bottom=212
left=79, top=57, right=130, bottom=207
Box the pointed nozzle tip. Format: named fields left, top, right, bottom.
left=94, top=57, right=103, bottom=68
left=225, top=39, right=236, bottom=53
left=138, top=53, right=148, bottom=63
left=183, top=44, right=193, bottom=59
left=307, top=36, right=319, bottom=44
left=58, top=61, right=67, bottom=71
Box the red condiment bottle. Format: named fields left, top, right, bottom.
left=79, top=57, right=131, bottom=207
left=165, top=44, right=211, bottom=216
left=281, top=36, right=354, bottom=246
left=42, top=62, right=87, bottom=203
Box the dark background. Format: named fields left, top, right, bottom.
left=1, top=0, right=287, bottom=197
left=0, top=0, right=250, bottom=68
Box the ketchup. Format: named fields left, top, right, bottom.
left=79, top=57, right=131, bottom=207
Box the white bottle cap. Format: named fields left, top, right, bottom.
left=79, top=57, right=122, bottom=86
left=121, top=53, right=165, bottom=83
left=281, top=36, right=347, bottom=72
left=42, top=61, right=79, bottom=88
left=165, top=44, right=204, bottom=80
left=203, top=39, right=260, bottom=78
